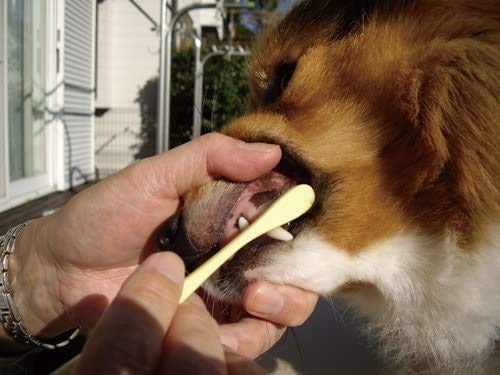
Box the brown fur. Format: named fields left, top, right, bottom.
left=175, top=1, right=500, bottom=372
left=223, top=0, right=500, bottom=253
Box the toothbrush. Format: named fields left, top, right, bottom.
left=50, top=185, right=315, bottom=375
left=179, top=184, right=315, bottom=304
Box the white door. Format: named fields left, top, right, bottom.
left=6, top=0, right=52, bottom=199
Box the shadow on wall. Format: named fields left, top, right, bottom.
left=134, top=48, right=251, bottom=160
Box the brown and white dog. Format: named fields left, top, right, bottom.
left=160, top=1, right=500, bottom=373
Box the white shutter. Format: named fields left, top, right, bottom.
left=63, top=0, right=95, bottom=187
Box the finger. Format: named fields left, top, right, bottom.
left=135, top=133, right=282, bottom=200
left=225, top=348, right=265, bottom=375
left=196, top=291, right=247, bottom=324
left=219, top=317, right=286, bottom=359
left=75, top=252, right=185, bottom=375
left=158, top=294, right=227, bottom=374
left=202, top=134, right=281, bottom=183
left=242, top=281, right=318, bottom=326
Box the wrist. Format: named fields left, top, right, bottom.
left=8, top=218, right=71, bottom=338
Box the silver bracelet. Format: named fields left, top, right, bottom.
left=0, top=222, right=80, bottom=350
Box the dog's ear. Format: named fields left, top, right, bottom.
left=392, top=44, right=456, bottom=195
left=395, top=36, right=498, bottom=189
left=397, top=43, right=463, bottom=165
left=387, top=34, right=499, bottom=237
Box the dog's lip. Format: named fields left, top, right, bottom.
left=219, top=208, right=310, bottom=274
left=221, top=147, right=314, bottom=245
left=220, top=171, right=296, bottom=247
left=184, top=150, right=315, bottom=272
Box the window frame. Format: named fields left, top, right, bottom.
left=0, top=0, right=64, bottom=213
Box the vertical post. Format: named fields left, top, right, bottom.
left=162, top=20, right=174, bottom=152
left=159, top=3, right=253, bottom=152
left=171, top=0, right=177, bottom=49
left=160, top=4, right=216, bottom=153
left=192, top=34, right=203, bottom=139
left=156, top=0, right=167, bottom=154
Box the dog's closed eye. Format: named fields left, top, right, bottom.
left=278, top=63, right=296, bottom=92
left=265, top=62, right=297, bottom=104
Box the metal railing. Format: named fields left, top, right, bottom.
left=157, top=1, right=255, bottom=153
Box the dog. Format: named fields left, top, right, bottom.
left=160, top=1, right=500, bottom=373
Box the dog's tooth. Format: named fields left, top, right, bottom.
left=238, top=216, right=293, bottom=241
left=238, top=216, right=250, bottom=231
left=266, top=226, right=294, bottom=242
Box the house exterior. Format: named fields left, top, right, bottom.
left=94, top=0, right=160, bottom=178
left=0, top=0, right=96, bottom=213
left=95, top=0, right=224, bottom=178
left=0, top=0, right=225, bottom=212
left=184, top=0, right=224, bottom=41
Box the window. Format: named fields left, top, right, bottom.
left=7, top=0, right=47, bottom=181
left=0, top=0, right=61, bottom=211
left=1, top=0, right=94, bottom=212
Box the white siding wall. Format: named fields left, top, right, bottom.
left=95, top=0, right=160, bottom=177
left=95, top=0, right=223, bottom=110
left=95, top=0, right=159, bottom=109
left=95, top=108, right=142, bottom=178
left=64, top=0, right=95, bottom=187
left=93, top=1, right=223, bottom=177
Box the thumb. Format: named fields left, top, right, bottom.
left=75, top=252, right=185, bottom=375
left=130, top=133, right=282, bottom=201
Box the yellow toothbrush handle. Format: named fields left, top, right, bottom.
left=179, top=184, right=315, bottom=304
left=49, top=185, right=315, bottom=375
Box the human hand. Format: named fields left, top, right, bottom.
left=7, top=133, right=318, bottom=358
left=10, top=134, right=281, bottom=336
left=217, top=282, right=319, bottom=358
left=75, top=251, right=263, bottom=375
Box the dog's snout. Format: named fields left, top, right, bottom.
left=158, top=213, right=206, bottom=262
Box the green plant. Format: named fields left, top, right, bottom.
left=134, top=48, right=250, bottom=159
left=202, top=52, right=250, bottom=133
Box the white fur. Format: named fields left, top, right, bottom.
left=244, top=225, right=500, bottom=374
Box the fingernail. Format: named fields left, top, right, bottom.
left=239, top=142, right=279, bottom=153
left=247, top=286, right=284, bottom=316
left=143, top=252, right=185, bottom=286
left=220, top=333, right=238, bottom=352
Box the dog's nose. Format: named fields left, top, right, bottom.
left=158, top=213, right=180, bottom=250
left=157, top=213, right=205, bottom=259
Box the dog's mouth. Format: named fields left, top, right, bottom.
left=221, top=152, right=313, bottom=244
left=158, top=150, right=315, bottom=274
